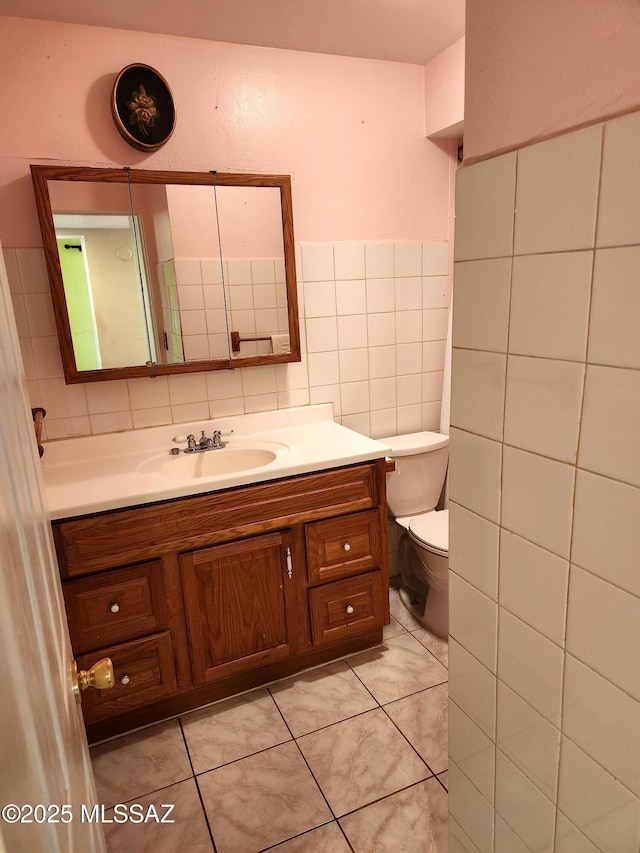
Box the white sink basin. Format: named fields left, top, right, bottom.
left=138, top=440, right=289, bottom=480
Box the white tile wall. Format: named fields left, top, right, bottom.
left=587, top=247, right=640, bottom=368
left=449, top=572, right=498, bottom=673
left=558, top=737, right=639, bottom=853
left=514, top=126, right=602, bottom=255
left=496, top=681, right=560, bottom=800
left=579, top=365, right=640, bottom=487
left=498, top=530, right=568, bottom=646
left=572, top=470, right=640, bottom=596
left=509, top=252, right=592, bottom=362
left=494, top=751, right=556, bottom=852
left=553, top=813, right=601, bottom=853
left=448, top=502, right=499, bottom=599
left=11, top=240, right=449, bottom=445
left=449, top=700, right=495, bottom=803
left=452, top=258, right=511, bottom=353
left=454, top=152, right=517, bottom=262
left=501, top=446, right=575, bottom=558
left=449, top=760, right=495, bottom=853
left=448, top=429, right=502, bottom=524
left=562, top=654, right=640, bottom=797
left=597, top=110, right=640, bottom=248
left=503, top=355, right=585, bottom=463
left=498, top=608, right=564, bottom=727
left=450, top=349, right=506, bottom=442
left=450, top=110, right=640, bottom=853
left=448, top=639, right=496, bottom=740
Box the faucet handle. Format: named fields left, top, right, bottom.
left=211, top=428, right=233, bottom=448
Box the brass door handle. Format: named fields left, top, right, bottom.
left=72, top=658, right=115, bottom=704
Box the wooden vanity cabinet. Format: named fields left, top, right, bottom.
left=52, top=459, right=389, bottom=742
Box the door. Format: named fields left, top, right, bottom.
left=0, top=246, right=105, bottom=853
left=181, top=531, right=296, bottom=683
left=56, top=235, right=102, bottom=371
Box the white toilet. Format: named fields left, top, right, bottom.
left=383, top=431, right=449, bottom=638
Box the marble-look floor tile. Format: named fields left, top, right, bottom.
left=412, top=627, right=449, bottom=667
left=389, top=588, right=424, bottom=630
left=348, top=633, right=448, bottom=705
left=340, top=778, right=448, bottom=853
left=198, top=741, right=331, bottom=853
left=270, top=660, right=377, bottom=737
left=104, top=778, right=213, bottom=853
left=384, top=683, right=448, bottom=774
left=438, top=771, right=449, bottom=791
left=181, top=688, right=291, bottom=773
left=91, top=720, right=192, bottom=807
left=297, top=708, right=430, bottom=816
left=383, top=614, right=407, bottom=640
left=268, top=821, right=351, bottom=852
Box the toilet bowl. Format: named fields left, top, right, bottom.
left=383, top=431, right=449, bottom=638
left=396, top=509, right=449, bottom=638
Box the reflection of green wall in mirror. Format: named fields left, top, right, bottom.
left=56, top=237, right=101, bottom=370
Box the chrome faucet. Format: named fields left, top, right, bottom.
left=172, top=428, right=233, bottom=454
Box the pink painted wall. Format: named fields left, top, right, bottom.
left=166, top=185, right=284, bottom=258
left=48, top=182, right=131, bottom=214
left=424, top=37, right=464, bottom=139
left=0, top=16, right=453, bottom=249
left=465, top=0, right=640, bottom=162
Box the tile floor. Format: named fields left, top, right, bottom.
left=91, top=589, right=449, bottom=853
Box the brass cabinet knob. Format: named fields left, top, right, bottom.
left=72, top=658, right=115, bottom=703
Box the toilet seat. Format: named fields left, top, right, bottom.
left=409, top=509, right=448, bottom=557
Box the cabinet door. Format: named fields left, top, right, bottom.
left=181, top=532, right=294, bottom=684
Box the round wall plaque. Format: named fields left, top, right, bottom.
left=112, top=64, right=176, bottom=152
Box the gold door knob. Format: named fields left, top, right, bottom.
left=72, top=658, right=115, bottom=704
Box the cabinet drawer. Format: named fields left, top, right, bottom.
left=309, top=571, right=385, bottom=646
left=306, top=509, right=382, bottom=585
left=64, top=562, right=167, bottom=654
left=78, top=632, right=177, bottom=722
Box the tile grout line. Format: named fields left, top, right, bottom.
left=178, top=718, right=218, bottom=853
left=255, top=818, right=353, bottom=853
left=551, top=121, right=606, bottom=851
left=378, top=687, right=448, bottom=781
left=266, top=683, right=344, bottom=841
left=336, top=777, right=446, bottom=823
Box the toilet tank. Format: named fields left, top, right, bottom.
left=383, top=431, right=449, bottom=518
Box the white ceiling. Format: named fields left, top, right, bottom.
left=0, top=0, right=465, bottom=65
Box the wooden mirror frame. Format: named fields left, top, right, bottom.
left=30, top=165, right=301, bottom=384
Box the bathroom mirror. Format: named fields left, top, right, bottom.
left=30, top=165, right=301, bottom=383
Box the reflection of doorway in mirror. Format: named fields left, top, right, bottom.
left=54, top=214, right=157, bottom=369
left=56, top=235, right=102, bottom=371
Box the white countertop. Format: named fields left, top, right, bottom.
left=41, top=404, right=391, bottom=520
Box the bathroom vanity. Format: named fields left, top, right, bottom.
left=43, top=407, right=391, bottom=742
